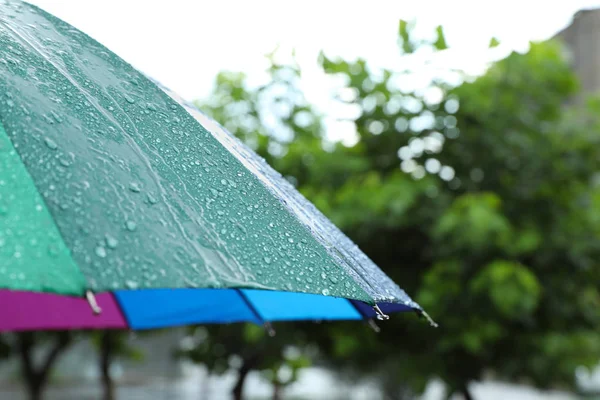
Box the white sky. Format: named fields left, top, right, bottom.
left=26, top=0, right=600, bottom=102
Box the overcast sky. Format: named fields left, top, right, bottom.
left=25, top=0, right=600, bottom=102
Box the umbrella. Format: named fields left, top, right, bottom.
left=0, top=0, right=434, bottom=332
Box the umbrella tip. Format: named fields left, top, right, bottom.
left=85, top=290, right=103, bottom=315
left=372, top=305, right=390, bottom=321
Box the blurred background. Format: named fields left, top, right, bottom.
left=3, top=1, right=600, bottom=399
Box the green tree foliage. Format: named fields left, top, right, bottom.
left=189, top=20, right=600, bottom=399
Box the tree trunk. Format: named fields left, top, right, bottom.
left=231, top=354, right=259, bottom=400
left=26, top=383, right=42, bottom=400
left=17, top=332, right=71, bottom=400
left=272, top=381, right=282, bottom=400
left=459, top=382, right=474, bottom=400
left=100, top=331, right=115, bottom=400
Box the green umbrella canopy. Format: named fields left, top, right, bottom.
left=0, top=0, right=420, bottom=312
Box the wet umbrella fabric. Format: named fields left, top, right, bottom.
left=0, top=0, right=426, bottom=331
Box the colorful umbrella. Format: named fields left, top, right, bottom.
left=0, top=0, right=433, bottom=332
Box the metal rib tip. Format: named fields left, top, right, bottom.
left=264, top=322, right=276, bottom=337
left=85, top=290, right=102, bottom=315
left=373, top=305, right=390, bottom=321
left=419, top=310, right=438, bottom=328
left=367, top=319, right=381, bottom=333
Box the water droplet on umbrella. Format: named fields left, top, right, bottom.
left=123, top=94, right=135, bottom=104
left=95, top=246, right=107, bottom=258
left=48, top=244, right=59, bottom=257
left=146, top=193, right=158, bottom=204
left=125, top=220, right=137, bottom=231
left=125, top=280, right=138, bottom=289
left=105, top=234, right=118, bottom=249
left=44, top=137, right=57, bottom=150
left=263, top=256, right=272, bottom=264
left=128, top=182, right=141, bottom=192
left=321, top=289, right=330, bottom=296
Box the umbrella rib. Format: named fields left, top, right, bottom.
left=346, top=300, right=383, bottom=332
left=234, top=289, right=268, bottom=324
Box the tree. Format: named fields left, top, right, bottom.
left=176, top=323, right=313, bottom=400
left=4, top=331, right=74, bottom=400
left=90, top=330, right=144, bottom=400
left=194, top=20, right=600, bottom=399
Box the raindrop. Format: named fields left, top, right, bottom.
left=59, top=157, right=71, bottom=167
left=321, top=289, right=330, bottom=296
left=125, top=280, right=139, bottom=289
left=147, top=193, right=158, bottom=204
left=329, top=276, right=339, bottom=284
left=263, top=256, right=272, bottom=264
left=47, top=244, right=59, bottom=257
left=128, top=182, right=141, bottom=193
left=123, top=94, right=135, bottom=104
left=105, top=234, right=118, bottom=249
left=44, top=137, right=58, bottom=150
left=125, top=220, right=137, bottom=231
left=95, top=246, right=107, bottom=258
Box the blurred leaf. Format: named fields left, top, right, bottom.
left=489, top=37, right=500, bottom=48
left=471, top=260, right=542, bottom=318
left=434, top=26, right=448, bottom=50
left=398, top=20, right=415, bottom=54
